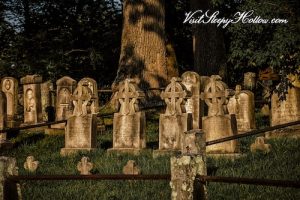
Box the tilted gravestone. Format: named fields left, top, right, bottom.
left=108, top=79, right=146, bottom=154
left=60, top=82, right=97, bottom=156
left=78, top=78, right=99, bottom=114
left=52, top=76, right=77, bottom=129
left=20, top=75, right=43, bottom=125
left=227, top=85, right=256, bottom=132
left=201, top=75, right=239, bottom=154
left=0, top=91, right=10, bottom=148
left=153, top=77, right=189, bottom=157
left=1, top=77, right=18, bottom=127
left=181, top=71, right=201, bottom=129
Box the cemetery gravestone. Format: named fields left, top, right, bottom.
left=0, top=157, right=19, bottom=200
left=154, top=77, right=189, bottom=157
left=52, top=76, right=77, bottom=129
left=0, top=91, right=11, bottom=148
left=250, top=137, right=271, bottom=153
left=20, top=75, right=43, bottom=125
left=182, top=71, right=201, bottom=129
left=227, top=85, right=256, bottom=132
left=24, top=156, right=39, bottom=172
left=78, top=78, right=99, bottom=114
left=243, top=72, right=256, bottom=90
left=108, top=79, right=146, bottom=154
left=41, top=81, right=54, bottom=122
left=1, top=77, right=18, bottom=127
left=123, top=160, right=141, bottom=175
left=77, top=157, right=93, bottom=175
left=201, top=75, right=239, bottom=154
left=60, top=82, right=97, bottom=156
left=181, top=129, right=206, bottom=155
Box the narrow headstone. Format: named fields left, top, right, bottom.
left=108, top=79, right=146, bottom=154
left=201, top=75, right=239, bottom=154
left=227, top=85, right=256, bottom=132
left=52, top=76, right=77, bottom=129
left=0, top=91, right=11, bottom=148
left=154, top=77, right=189, bottom=157
left=78, top=78, right=99, bottom=114
left=243, top=72, right=256, bottom=90
left=20, top=75, right=43, bottom=125
left=41, top=81, right=54, bottom=122
left=182, top=71, right=201, bottom=129
left=77, top=157, right=93, bottom=175
left=1, top=77, right=18, bottom=127
left=60, top=82, right=97, bottom=156
left=24, top=156, right=39, bottom=172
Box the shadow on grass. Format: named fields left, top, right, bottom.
left=13, top=132, right=45, bottom=148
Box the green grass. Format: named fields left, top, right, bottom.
left=1, top=115, right=300, bottom=200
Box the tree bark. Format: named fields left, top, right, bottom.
left=113, top=0, right=170, bottom=91
left=190, top=0, right=226, bottom=77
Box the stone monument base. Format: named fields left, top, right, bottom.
left=152, top=149, right=180, bottom=158
left=107, top=148, right=147, bottom=155
left=60, top=148, right=97, bottom=156
left=265, top=125, right=300, bottom=139
left=44, top=128, right=65, bottom=135
left=6, top=120, right=19, bottom=128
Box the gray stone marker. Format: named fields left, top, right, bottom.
left=1, top=77, right=18, bottom=127
left=108, top=79, right=146, bottom=154
left=24, top=156, right=39, bottom=172
left=227, top=85, right=256, bottom=132
left=243, top=72, right=256, bottom=90
left=201, top=75, right=239, bottom=154
left=77, top=157, right=93, bottom=175
left=123, top=160, right=141, bottom=175
left=0, top=157, right=19, bottom=200
left=41, top=81, right=54, bottom=122
left=52, top=76, right=77, bottom=129
left=20, top=75, right=43, bottom=125
left=267, top=86, right=300, bottom=138
left=182, top=71, right=201, bottom=129
left=60, top=82, right=97, bottom=156
left=154, top=77, right=189, bottom=157
left=170, top=130, right=207, bottom=200
left=78, top=78, right=99, bottom=114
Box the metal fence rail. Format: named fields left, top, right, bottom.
left=198, top=175, right=300, bottom=188
left=206, top=120, right=300, bottom=146
left=0, top=120, right=67, bottom=134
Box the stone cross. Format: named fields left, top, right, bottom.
left=24, top=156, right=39, bottom=172
left=114, top=79, right=144, bottom=115
left=71, top=83, right=93, bottom=116
left=161, top=77, right=187, bottom=115
left=77, top=157, right=93, bottom=175
left=122, top=160, right=141, bottom=175
left=201, top=75, right=230, bottom=116
left=250, top=137, right=271, bottom=153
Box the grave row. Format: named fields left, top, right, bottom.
left=0, top=72, right=299, bottom=155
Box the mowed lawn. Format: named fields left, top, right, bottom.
left=1, top=116, right=300, bottom=200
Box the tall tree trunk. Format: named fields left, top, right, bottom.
left=113, top=0, right=169, bottom=91
left=190, top=0, right=226, bottom=77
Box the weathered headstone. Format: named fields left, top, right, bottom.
left=60, top=82, right=97, bottom=156
left=250, top=137, right=271, bottom=153
left=0, top=157, right=19, bottom=200
left=20, top=75, right=43, bottom=125
left=41, top=81, right=54, bottom=122
left=108, top=79, right=146, bottom=154
left=122, top=160, right=141, bottom=175
left=267, top=86, right=300, bottom=138
left=77, top=156, right=93, bottom=175
left=243, top=72, right=256, bottom=90
left=1, top=77, right=18, bottom=127
left=78, top=78, right=99, bottom=114
left=182, top=71, right=201, bottom=129
left=52, top=76, right=77, bottom=129
left=154, top=77, right=189, bottom=157
left=24, top=156, right=39, bottom=172
left=181, top=129, right=205, bottom=155
left=0, top=91, right=10, bottom=148
left=271, top=86, right=300, bottom=126
left=227, top=85, right=256, bottom=132
left=201, top=75, right=239, bottom=154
